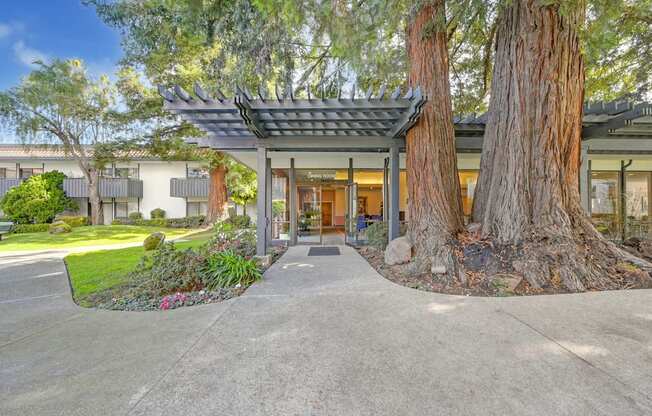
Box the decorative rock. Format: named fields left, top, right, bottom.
left=491, top=274, right=523, bottom=292
left=143, top=232, right=165, bottom=251
left=48, top=221, right=71, bottom=234
left=384, top=236, right=412, bottom=265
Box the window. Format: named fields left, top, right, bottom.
left=459, top=170, right=478, bottom=217
left=114, top=201, right=139, bottom=218
left=188, top=167, right=209, bottom=178
left=115, top=167, right=138, bottom=178
left=0, top=167, right=16, bottom=178
left=625, top=172, right=651, bottom=220
left=19, top=168, right=43, bottom=179
left=101, top=167, right=114, bottom=177
left=0, top=168, right=5, bottom=178
left=591, top=171, right=619, bottom=217
left=187, top=201, right=208, bottom=216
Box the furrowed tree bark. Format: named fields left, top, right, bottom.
left=206, top=164, right=229, bottom=223
left=472, top=0, right=650, bottom=291
left=405, top=0, right=464, bottom=273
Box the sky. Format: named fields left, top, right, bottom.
left=0, top=1, right=122, bottom=90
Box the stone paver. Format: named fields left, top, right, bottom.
left=2, top=245, right=652, bottom=415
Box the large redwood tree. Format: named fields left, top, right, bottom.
left=405, top=0, right=464, bottom=273
left=472, top=0, right=647, bottom=290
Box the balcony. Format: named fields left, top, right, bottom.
left=0, top=178, right=23, bottom=198
left=63, top=177, right=143, bottom=198
left=170, top=177, right=209, bottom=198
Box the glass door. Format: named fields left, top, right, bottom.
left=345, top=183, right=358, bottom=245
left=297, top=186, right=322, bottom=244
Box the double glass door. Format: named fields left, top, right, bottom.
left=297, top=186, right=322, bottom=244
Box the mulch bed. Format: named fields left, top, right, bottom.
left=80, top=245, right=288, bottom=311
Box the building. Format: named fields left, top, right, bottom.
left=161, top=84, right=652, bottom=255
left=0, top=145, right=213, bottom=224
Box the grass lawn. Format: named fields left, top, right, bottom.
left=0, top=225, right=195, bottom=252
left=64, top=231, right=213, bottom=304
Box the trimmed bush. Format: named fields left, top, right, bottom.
left=129, top=243, right=205, bottom=294
left=150, top=208, right=166, bottom=219
left=202, top=250, right=261, bottom=289
left=143, top=232, right=165, bottom=251
left=366, top=222, right=389, bottom=250
left=223, top=214, right=251, bottom=229
left=49, top=221, right=72, bottom=234
left=166, top=216, right=205, bottom=228
left=0, top=171, right=76, bottom=224
left=57, top=215, right=89, bottom=228
left=12, top=223, right=50, bottom=234
left=128, top=212, right=143, bottom=220
left=111, top=216, right=204, bottom=228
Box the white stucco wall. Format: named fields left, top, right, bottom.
left=138, top=161, right=188, bottom=219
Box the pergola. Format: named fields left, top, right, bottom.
left=160, top=83, right=427, bottom=256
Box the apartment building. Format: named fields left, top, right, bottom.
left=0, top=145, right=211, bottom=225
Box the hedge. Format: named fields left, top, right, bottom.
left=57, top=216, right=90, bottom=228
left=111, top=216, right=206, bottom=229
left=12, top=223, right=50, bottom=234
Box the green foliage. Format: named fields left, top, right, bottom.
left=366, top=222, right=389, bottom=250
left=222, top=214, right=251, bottom=230
left=11, top=223, right=50, bottom=234
left=128, top=212, right=143, bottom=220
left=208, top=226, right=257, bottom=258
left=112, top=216, right=205, bottom=229
left=48, top=221, right=72, bottom=234
left=150, top=208, right=166, bottom=219
left=0, top=171, right=75, bottom=224
left=202, top=250, right=262, bottom=289
left=227, top=163, right=257, bottom=209
left=57, top=215, right=90, bottom=228
left=143, top=232, right=165, bottom=251
left=130, top=243, right=206, bottom=294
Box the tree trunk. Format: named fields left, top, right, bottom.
left=88, top=169, right=104, bottom=226
left=471, top=0, right=647, bottom=291
left=206, top=164, right=228, bottom=223
left=405, top=0, right=464, bottom=273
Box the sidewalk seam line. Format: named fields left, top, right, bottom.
left=124, top=299, right=239, bottom=415
left=499, top=308, right=652, bottom=405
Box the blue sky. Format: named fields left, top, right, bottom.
left=0, top=1, right=122, bottom=90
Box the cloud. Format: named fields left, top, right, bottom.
left=13, top=41, right=50, bottom=68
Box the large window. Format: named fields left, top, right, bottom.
left=188, top=167, right=209, bottom=178
left=19, top=167, right=43, bottom=179
left=625, top=172, right=651, bottom=220
left=591, top=171, right=620, bottom=218
left=459, top=170, right=478, bottom=217
left=187, top=201, right=208, bottom=216
left=115, top=167, right=138, bottom=179
left=114, top=200, right=139, bottom=218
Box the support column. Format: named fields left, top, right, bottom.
left=348, top=158, right=354, bottom=238
left=383, top=158, right=389, bottom=221
left=388, top=145, right=400, bottom=242
left=256, top=147, right=267, bottom=256
left=579, top=144, right=590, bottom=214
left=266, top=157, right=272, bottom=245
left=289, top=158, right=297, bottom=246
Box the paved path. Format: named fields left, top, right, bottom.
left=2, top=246, right=652, bottom=415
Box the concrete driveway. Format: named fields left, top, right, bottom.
left=2, top=246, right=652, bottom=415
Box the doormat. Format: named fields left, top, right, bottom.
left=308, top=247, right=340, bottom=256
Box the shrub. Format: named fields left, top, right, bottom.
left=366, top=222, right=389, bottom=250
left=129, top=243, right=204, bottom=294
left=128, top=212, right=143, bottom=220
left=143, top=232, right=165, bottom=251
left=49, top=221, right=72, bottom=234
left=202, top=250, right=261, bottom=289
left=207, top=227, right=257, bottom=258
left=0, top=171, right=76, bottom=224
left=12, top=223, right=50, bottom=234
left=57, top=215, right=89, bottom=228
left=150, top=208, right=166, bottom=219
left=111, top=219, right=127, bottom=225
left=223, top=214, right=251, bottom=229
left=166, top=216, right=205, bottom=228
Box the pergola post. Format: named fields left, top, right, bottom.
left=388, top=145, right=400, bottom=242
left=348, top=158, right=354, bottom=239
left=580, top=144, right=590, bottom=213
left=383, top=158, right=389, bottom=221
left=256, top=146, right=267, bottom=256
left=266, top=157, right=272, bottom=245
left=289, top=158, right=297, bottom=246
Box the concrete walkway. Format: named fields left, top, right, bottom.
left=2, top=245, right=652, bottom=415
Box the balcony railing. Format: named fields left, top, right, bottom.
left=63, top=177, right=143, bottom=198
left=0, top=178, right=23, bottom=198
left=170, top=177, right=209, bottom=198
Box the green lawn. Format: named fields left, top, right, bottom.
left=64, top=231, right=212, bottom=303
left=0, top=225, right=194, bottom=252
